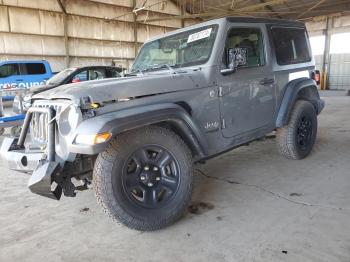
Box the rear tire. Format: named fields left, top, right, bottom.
left=276, top=100, right=317, bottom=160
left=93, top=126, right=193, bottom=231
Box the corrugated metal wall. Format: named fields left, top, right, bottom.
left=313, top=51, right=350, bottom=91
left=307, top=15, right=350, bottom=90
left=329, top=54, right=350, bottom=90
left=0, top=0, right=198, bottom=71
left=314, top=55, right=323, bottom=73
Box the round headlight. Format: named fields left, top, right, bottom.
left=58, top=105, right=81, bottom=136
left=23, top=94, right=32, bottom=102
left=23, top=94, right=33, bottom=110
left=12, top=95, right=20, bottom=114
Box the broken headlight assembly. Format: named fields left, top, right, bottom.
left=57, top=105, right=82, bottom=136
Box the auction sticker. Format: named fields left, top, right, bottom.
left=187, top=28, right=212, bottom=43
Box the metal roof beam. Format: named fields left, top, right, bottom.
left=259, top=0, right=282, bottom=18
left=56, top=0, right=66, bottom=14
left=298, top=0, right=328, bottom=18
left=235, top=0, right=286, bottom=12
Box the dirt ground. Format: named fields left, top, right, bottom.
left=0, top=92, right=349, bottom=262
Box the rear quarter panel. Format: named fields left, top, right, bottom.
left=266, top=23, right=316, bottom=119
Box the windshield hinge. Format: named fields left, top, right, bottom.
left=218, top=86, right=223, bottom=97
left=221, top=118, right=226, bottom=129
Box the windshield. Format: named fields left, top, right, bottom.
left=47, top=68, right=76, bottom=85
left=132, top=25, right=218, bottom=72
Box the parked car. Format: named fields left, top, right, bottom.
left=1, top=17, right=324, bottom=231
left=0, top=60, right=53, bottom=100
left=13, top=65, right=123, bottom=114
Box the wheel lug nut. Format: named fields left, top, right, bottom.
left=140, top=176, right=146, bottom=181
left=144, top=166, right=149, bottom=171
left=153, top=167, right=158, bottom=171
left=156, top=177, right=160, bottom=181
left=147, top=182, right=153, bottom=187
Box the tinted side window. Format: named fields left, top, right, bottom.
left=224, top=28, right=265, bottom=68
left=106, top=68, right=120, bottom=78
left=71, top=70, right=88, bottom=83
left=271, top=27, right=311, bottom=65
left=25, top=63, right=46, bottom=75
left=0, top=64, right=20, bottom=78
left=88, top=69, right=106, bottom=80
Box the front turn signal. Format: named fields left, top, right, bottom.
left=75, top=132, right=112, bottom=145
left=90, top=103, right=101, bottom=109
left=94, top=132, right=112, bottom=144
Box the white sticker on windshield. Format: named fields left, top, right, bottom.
left=187, top=28, right=212, bottom=43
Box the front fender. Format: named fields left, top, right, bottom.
left=68, top=103, right=207, bottom=157
left=276, top=78, right=325, bottom=128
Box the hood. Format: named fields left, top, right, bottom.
left=29, top=84, right=57, bottom=95
left=33, top=73, right=195, bottom=103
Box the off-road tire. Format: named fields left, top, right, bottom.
left=276, top=100, right=317, bottom=160
left=93, top=126, right=193, bottom=231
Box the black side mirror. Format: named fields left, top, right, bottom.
left=220, top=48, right=248, bottom=76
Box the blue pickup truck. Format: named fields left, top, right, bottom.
left=0, top=60, right=53, bottom=100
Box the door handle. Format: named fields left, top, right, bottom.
left=260, top=78, right=275, bottom=85
left=16, top=79, right=23, bottom=81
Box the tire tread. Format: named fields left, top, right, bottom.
left=276, top=100, right=317, bottom=160
left=93, top=126, right=193, bottom=231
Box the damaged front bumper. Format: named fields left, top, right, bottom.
left=1, top=137, right=63, bottom=200
left=1, top=106, right=63, bottom=200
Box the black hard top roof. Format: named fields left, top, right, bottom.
left=226, top=16, right=305, bottom=27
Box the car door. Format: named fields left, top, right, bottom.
left=217, top=25, right=276, bottom=138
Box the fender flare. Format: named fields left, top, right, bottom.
left=276, top=78, right=325, bottom=128
left=69, top=103, right=208, bottom=157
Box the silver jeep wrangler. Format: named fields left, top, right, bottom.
left=1, top=17, right=324, bottom=231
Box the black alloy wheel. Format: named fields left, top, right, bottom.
left=122, top=145, right=180, bottom=209
left=296, top=115, right=313, bottom=151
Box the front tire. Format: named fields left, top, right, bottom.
left=93, top=126, right=193, bottom=231
left=276, top=100, right=317, bottom=160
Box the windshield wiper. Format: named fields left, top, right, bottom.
left=142, top=64, right=179, bottom=74
left=126, top=64, right=183, bottom=76
left=160, top=64, right=177, bottom=74
left=124, top=68, right=145, bottom=76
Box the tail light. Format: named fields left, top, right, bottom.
left=312, top=70, right=321, bottom=85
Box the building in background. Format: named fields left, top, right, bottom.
left=0, top=0, right=197, bottom=72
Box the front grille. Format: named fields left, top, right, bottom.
left=31, top=103, right=61, bottom=144
left=32, top=111, right=49, bottom=143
